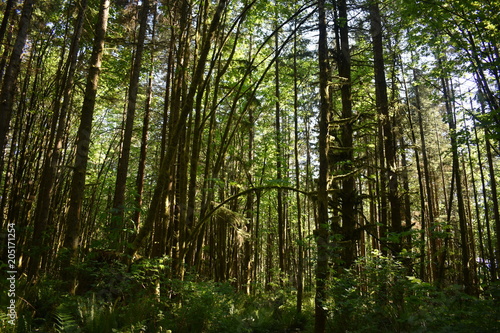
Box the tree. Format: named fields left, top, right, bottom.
left=62, top=0, right=111, bottom=292
left=127, top=0, right=228, bottom=260
left=28, top=0, right=88, bottom=280
left=315, top=0, right=331, bottom=331
left=369, top=0, right=402, bottom=254
left=111, top=0, right=150, bottom=249
left=2, top=0, right=500, bottom=331
left=0, top=0, right=34, bottom=188
left=335, top=0, right=356, bottom=269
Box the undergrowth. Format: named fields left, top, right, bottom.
left=1, top=254, right=499, bottom=332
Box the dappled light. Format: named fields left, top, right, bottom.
left=0, top=0, right=499, bottom=332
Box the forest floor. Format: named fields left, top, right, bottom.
left=1, top=261, right=500, bottom=333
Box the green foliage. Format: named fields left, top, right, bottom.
left=5, top=264, right=310, bottom=333
left=157, top=277, right=310, bottom=333
left=3, top=257, right=500, bottom=332
left=327, top=252, right=500, bottom=332
left=54, top=303, right=79, bottom=333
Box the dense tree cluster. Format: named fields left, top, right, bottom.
left=0, top=0, right=498, bottom=331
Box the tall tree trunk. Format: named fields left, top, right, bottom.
left=477, top=66, right=500, bottom=278
left=243, top=122, right=254, bottom=293
left=293, top=22, right=303, bottom=313
left=466, top=121, right=486, bottom=280
left=127, top=0, right=227, bottom=259
left=0, top=0, right=15, bottom=61
left=484, top=131, right=500, bottom=281
left=369, top=0, right=402, bottom=254
left=315, top=0, right=331, bottom=331
left=274, top=18, right=286, bottom=279
left=28, top=0, right=87, bottom=280
left=133, top=65, right=153, bottom=231
left=62, top=0, right=110, bottom=293
left=111, top=0, right=150, bottom=248
left=440, top=70, right=473, bottom=294
left=473, top=118, right=497, bottom=281
left=403, top=74, right=427, bottom=280
left=0, top=0, right=34, bottom=190
left=413, top=70, right=440, bottom=283
left=336, top=0, right=356, bottom=269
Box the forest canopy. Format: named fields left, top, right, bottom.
left=0, top=0, right=499, bottom=332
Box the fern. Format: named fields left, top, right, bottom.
left=54, top=304, right=80, bottom=333
left=74, top=294, right=118, bottom=333
left=0, top=312, right=15, bottom=333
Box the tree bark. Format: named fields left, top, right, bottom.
left=369, top=0, right=402, bottom=253
left=127, top=0, right=227, bottom=259
left=473, top=118, right=497, bottom=281
left=62, top=0, right=110, bottom=293
left=293, top=21, right=303, bottom=313
left=414, top=75, right=439, bottom=282
left=315, top=0, right=331, bottom=331
left=485, top=130, right=500, bottom=281
left=274, top=17, right=286, bottom=279
left=440, top=70, right=473, bottom=294
left=336, top=0, right=356, bottom=268
left=111, top=0, right=150, bottom=248
left=0, top=0, right=34, bottom=189
left=28, top=0, right=87, bottom=280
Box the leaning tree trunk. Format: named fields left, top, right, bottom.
left=127, top=0, right=227, bottom=260
left=0, top=0, right=34, bottom=192
left=28, top=0, right=87, bottom=281
left=62, top=0, right=110, bottom=294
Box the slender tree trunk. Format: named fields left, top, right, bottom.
left=413, top=71, right=440, bottom=283
left=369, top=0, right=402, bottom=254
left=466, top=123, right=486, bottom=279
left=315, top=1, right=331, bottom=331
left=293, top=22, right=303, bottom=313
left=476, top=59, right=500, bottom=273
left=462, top=156, right=479, bottom=286
left=473, top=118, right=497, bottom=281
left=151, top=33, right=176, bottom=259
left=28, top=0, right=87, bottom=280
left=184, top=74, right=206, bottom=267
left=254, top=190, right=261, bottom=292
left=62, top=0, right=110, bottom=293
left=127, top=0, right=227, bottom=259
left=274, top=18, right=286, bottom=279
left=111, top=0, right=150, bottom=248
left=405, top=86, right=427, bottom=280
left=133, top=67, right=153, bottom=230
left=0, top=0, right=34, bottom=189
left=484, top=132, right=500, bottom=281
left=243, top=89, right=255, bottom=294
left=440, top=71, right=473, bottom=294
left=400, top=136, right=413, bottom=267
left=0, top=0, right=15, bottom=58
left=336, top=0, right=356, bottom=268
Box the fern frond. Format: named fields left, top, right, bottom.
left=54, top=305, right=80, bottom=333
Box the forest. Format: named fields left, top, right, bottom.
left=0, top=0, right=499, bottom=332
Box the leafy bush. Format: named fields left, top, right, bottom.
left=3, top=253, right=499, bottom=333
left=327, top=251, right=500, bottom=332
